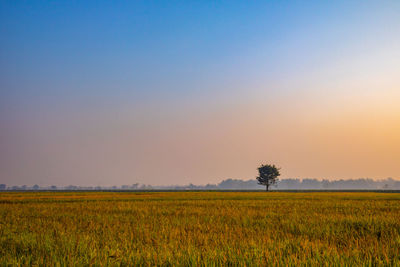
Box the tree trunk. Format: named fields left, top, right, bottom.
left=266, top=184, right=269, bottom=192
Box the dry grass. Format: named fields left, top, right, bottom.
left=1, top=191, right=400, bottom=266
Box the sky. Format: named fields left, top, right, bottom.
left=1, top=0, right=399, bottom=186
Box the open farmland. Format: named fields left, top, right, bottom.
left=1, top=192, right=400, bottom=266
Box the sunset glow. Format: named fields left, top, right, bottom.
left=1, top=1, right=399, bottom=186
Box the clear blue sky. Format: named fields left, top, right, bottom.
left=1, top=1, right=399, bottom=186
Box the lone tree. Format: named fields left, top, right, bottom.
left=256, top=164, right=280, bottom=191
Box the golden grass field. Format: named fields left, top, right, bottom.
left=1, top=191, right=400, bottom=266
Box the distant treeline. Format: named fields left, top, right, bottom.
left=1, top=178, right=400, bottom=191
left=215, top=178, right=400, bottom=190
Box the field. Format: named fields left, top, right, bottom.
left=1, top=192, right=400, bottom=266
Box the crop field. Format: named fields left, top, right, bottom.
left=1, top=192, right=400, bottom=266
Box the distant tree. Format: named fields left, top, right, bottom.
left=302, top=179, right=322, bottom=189
left=322, top=180, right=331, bottom=189
left=205, top=183, right=217, bottom=189
left=50, top=185, right=57, bottom=190
left=188, top=183, right=196, bottom=189
left=66, top=185, right=78, bottom=190
left=0, top=184, right=6, bottom=190
left=131, top=183, right=139, bottom=190
left=383, top=184, right=389, bottom=190
left=32, top=184, right=40, bottom=190
left=256, top=164, right=280, bottom=191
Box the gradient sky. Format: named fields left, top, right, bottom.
left=1, top=0, right=399, bottom=186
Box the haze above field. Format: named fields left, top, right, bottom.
left=1, top=1, right=400, bottom=186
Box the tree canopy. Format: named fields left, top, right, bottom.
left=256, top=164, right=280, bottom=191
